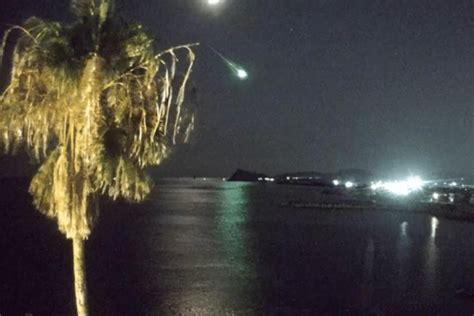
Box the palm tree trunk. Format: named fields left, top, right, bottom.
left=73, top=237, right=89, bottom=316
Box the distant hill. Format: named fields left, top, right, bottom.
left=333, top=168, right=375, bottom=183
left=228, top=169, right=268, bottom=182
left=276, top=168, right=375, bottom=184
left=276, top=171, right=325, bottom=179
left=427, top=170, right=474, bottom=180
left=425, top=171, right=474, bottom=186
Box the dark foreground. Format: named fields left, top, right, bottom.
left=2, top=178, right=474, bottom=315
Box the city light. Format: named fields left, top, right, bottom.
left=208, top=0, right=223, bottom=5
left=370, top=176, right=424, bottom=196
left=371, top=181, right=383, bottom=190
left=384, top=181, right=411, bottom=196
left=345, top=181, right=354, bottom=189
left=333, top=180, right=340, bottom=186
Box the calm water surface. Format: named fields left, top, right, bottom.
left=2, top=178, right=474, bottom=315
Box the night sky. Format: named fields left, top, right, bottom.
left=2, top=0, right=474, bottom=178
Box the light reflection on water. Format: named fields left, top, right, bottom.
left=85, top=180, right=474, bottom=314
left=396, top=217, right=440, bottom=300
left=7, top=179, right=474, bottom=314
left=431, top=217, right=439, bottom=239
left=423, top=217, right=439, bottom=298
left=216, top=182, right=253, bottom=275
left=364, top=238, right=374, bottom=279
left=360, top=238, right=374, bottom=309
left=156, top=181, right=257, bottom=315
left=396, top=221, right=411, bottom=297
left=401, top=221, right=408, bottom=237
left=397, top=221, right=410, bottom=264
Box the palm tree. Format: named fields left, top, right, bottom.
left=0, top=1, right=197, bottom=315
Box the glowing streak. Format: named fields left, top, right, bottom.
left=208, top=46, right=248, bottom=80
left=208, top=0, right=222, bottom=5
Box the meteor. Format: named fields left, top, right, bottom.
left=208, top=46, right=249, bottom=80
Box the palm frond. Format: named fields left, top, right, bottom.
left=71, top=0, right=96, bottom=18
left=0, top=8, right=198, bottom=239
left=98, top=0, right=115, bottom=26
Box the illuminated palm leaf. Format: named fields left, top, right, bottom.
left=1, top=2, right=197, bottom=314
left=0, top=1, right=197, bottom=241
